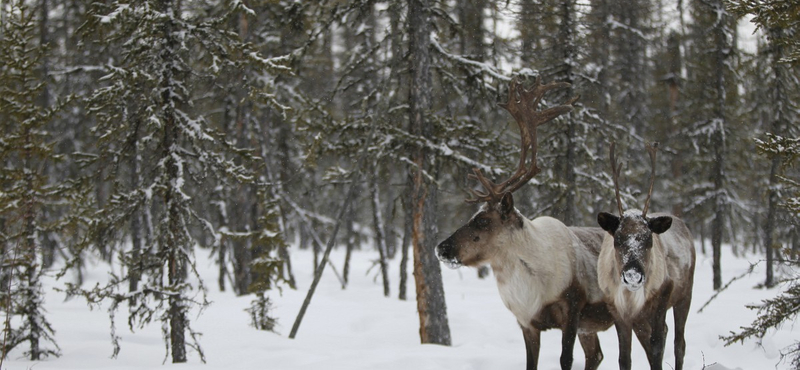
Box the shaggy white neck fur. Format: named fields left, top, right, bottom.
left=598, top=233, right=667, bottom=320
left=491, top=216, right=576, bottom=329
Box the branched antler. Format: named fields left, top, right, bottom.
left=609, top=141, right=659, bottom=217
left=466, top=76, right=578, bottom=204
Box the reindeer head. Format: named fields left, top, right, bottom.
left=436, top=76, right=578, bottom=269
left=597, top=143, right=672, bottom=291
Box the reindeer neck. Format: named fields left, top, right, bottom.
left=490, top=216, right=576, bottom=327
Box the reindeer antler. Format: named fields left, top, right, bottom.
left=609, top=141, right=659, bottom=217
left=466, top=76, right=578, bottom=204
left=641, top=142, right=659, bottom=218
left=609, top=142, right=624, bottom=216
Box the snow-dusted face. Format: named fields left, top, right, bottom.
left=597, top=210, right=672, bottom=291
left=435, top=192, right=524, bottom=269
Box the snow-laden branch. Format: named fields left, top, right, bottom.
left=431, top=38, right=512, bottom=82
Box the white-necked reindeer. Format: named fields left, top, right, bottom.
left=435, top=77, right=613, bottom=370
left=595, top=143, right=696, bottom=370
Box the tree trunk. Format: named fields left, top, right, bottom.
left=763, top=27, right=788, bottom=288
left=23, top=113, right=41, bottom=360
left=407, top=0, right=451, bottom=345
left=129, top=119, right=143, bottom=297
left=666, top=32, right=684, bottom=218
left=160, top=0, right=186, bottom=361
left=342, top=211, right=355, bottom=285
left=710, top=0, right=730, bottom=291
left=398, top=188, right=412, bottom=301
left=557, top=0, right=577, bottom=226
left=371, top=170, right=390, bottom=297
left=764, top=154, right=778, bottom=287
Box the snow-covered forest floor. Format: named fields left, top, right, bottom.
left=4, top=242, right=797, bottom=370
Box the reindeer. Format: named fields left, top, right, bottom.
left=595, top=143, right=696, bottom=370
left=435, top=77, right=613, bottom=370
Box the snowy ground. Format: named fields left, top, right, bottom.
left=4, top=242, right=797, bottom=370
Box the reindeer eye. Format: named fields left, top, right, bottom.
left=475, top=218, right=491, bottom=228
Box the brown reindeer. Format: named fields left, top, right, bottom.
left=595, top=143, right=696, bottom=370
left=435, top=77, right=613, bottom=370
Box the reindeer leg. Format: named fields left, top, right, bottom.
left=673, top=298, right=691, bottom=370
left=646, top=285, right=674, bottom=370
left=614, top=321, right=633, bottom=370
left=578, top=333, right=603, bottom=370
left=632, top=320, right=653, bottom=364
left=560, top=298, right=583, bottom=370
left=521, top=326, right=541, bottom=370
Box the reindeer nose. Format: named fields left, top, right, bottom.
left=621, top=268, right=645, bottom=291
left=435, top=239, right=462, bottom=269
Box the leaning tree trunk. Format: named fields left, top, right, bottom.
left=406, top=0, right=451, bottom=346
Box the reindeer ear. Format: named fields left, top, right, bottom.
left=499, top=192, right=515, bottom=215
left=648, top=216, right=672, bottom=234
left=597, top=212, right=620, bottom=235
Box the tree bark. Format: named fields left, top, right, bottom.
left=159, top=0, right=186, bottom=360
left=763, top=27, right=788, bottom=288
left=557, top=0, right=578, bottom=226
left=709, top=0, right=731, bottom=291
left=371, top=169, right=390, bottom=297
left=398, top=188, right=412, bottom=301
left=407, top=0, right=451, bottom=345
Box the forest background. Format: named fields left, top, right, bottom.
left=0, top=0, right=798, bottom=367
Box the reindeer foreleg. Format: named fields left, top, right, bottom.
left=672, top=297, right=691, bottom=370
left=647, top=284, right=674, bottom=370
left=521, top=326, right=541, bottom=370
left=614, top=321, right=633, bottom=370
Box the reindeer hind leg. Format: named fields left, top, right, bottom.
left=578, top=333, right=603, bottom=370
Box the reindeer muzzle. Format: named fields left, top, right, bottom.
left=621, top=265, right=645, bottom=292
left=435, top=239, right=462, bottom=269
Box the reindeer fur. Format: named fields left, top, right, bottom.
left=437, top=195, right=612, bottom=370
left=597, top=211, right=696, bottom=370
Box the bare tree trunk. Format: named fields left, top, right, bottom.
left=666, top=32, right=684, bottom=218
left=407, top=0, right=451, bottom=345
left=371, top=170, right=390, bottom=297
left=709, top=0, right=731, bottom=291
left=558, top=0, right=577, bottom=226
left=129, top=119, right=143, bottom=296
left=763, top=141, right=780, bottom=287
left=384, top=179, right=398, bottom=259
left=763, top=27, right=788, bottom=288
left=342, top=209, right=355, bottom=285
left=700, top=219, right=706, bottom=255
left=398, top=190, right=412, bottom=301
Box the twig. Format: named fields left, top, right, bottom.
left=697, top=261, right=760, bottom=313
left=288, top=123, right=378, bottom=339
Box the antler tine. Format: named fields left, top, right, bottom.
left=641, top=142, right=659, bottom=217
left=465, top=76, right=577, bottom=204
left=609, top=142, right=624, bottom=216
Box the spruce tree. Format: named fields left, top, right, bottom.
left=70, top=1, right=291, bottom=362
left=0, top=0, right=68, bottom=360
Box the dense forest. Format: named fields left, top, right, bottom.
left=0, top=0, right=798, bottom=366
